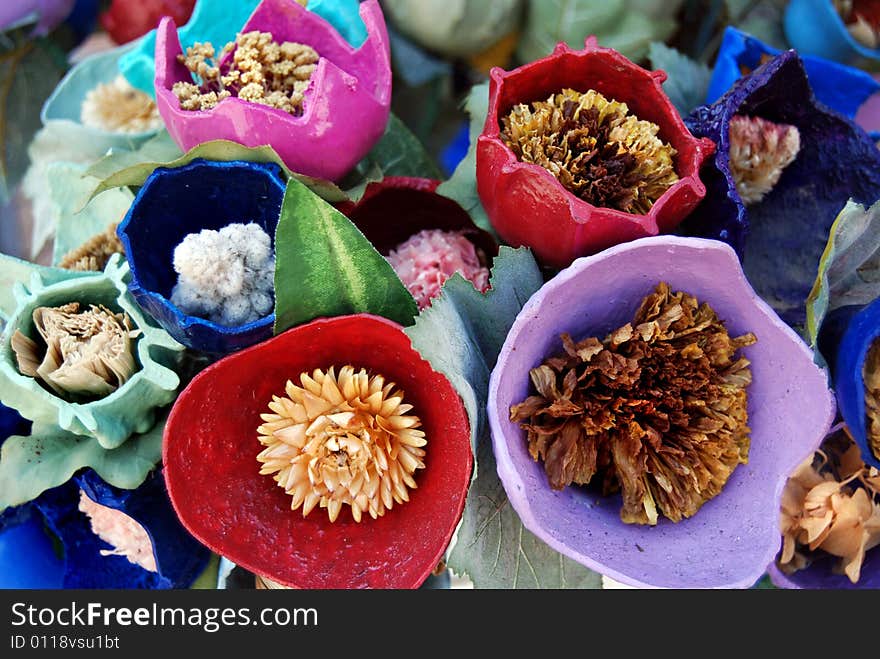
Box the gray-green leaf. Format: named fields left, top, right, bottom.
left=648, top=42, right=712, bottom=116
left=273, top=178, right=419, bottom=334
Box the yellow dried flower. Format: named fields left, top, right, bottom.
left=80, top=75, right=162, bottom=134
left=864, top=338, right=880, bottom=461
left=10, top=303, right=140, bottom=399
left=728, top=114, right=800, bottom=206
left=257, top=365, right=427, bottom=523
left=501, top=88, right=679, bottom=214
left=174, top=31, right=318, bottom=116
left=58, top=223, right=124, bottom=272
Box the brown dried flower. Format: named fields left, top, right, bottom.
left=500, top=88, right=679, bottom=214
left=173, top=31, right=318, bottom=115
left=80, top=75, right=162, bottom=134
left=58, top=223, right=124, bottom=272
left=728, top=114, right=800, bottom=206
left=864, top=338, right=880, bottom=461
left=10, top=303, right=140, bottom=399
left=509, top=282, right=756, bottom=525
left=779, top=429, right=880, bottom=583
left=257, top=365, right=427, bottom=523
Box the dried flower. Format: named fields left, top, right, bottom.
left=173, top=31, right=318, bottom=115
left=10, top=303, right=140, bottom=400
left=510, top=282, right=756, bottom=525
left=77, top=489, right=157, bottom=573
left=779, top=429, right=880, bottom=583
left=80, top=75, right=162, bottom=134
left=864, top=338, right=880, bottom=461
left=58, top=223, right=124, bottom=272
left=257, top=365, right=426, bottom=523
left=386, top=229, right=491, bottom=310
left=834, top=0, right=880, bottom=48
left=501, top=88, right=679, bottom=215
left=170, top=222, right=275, bottom=327
left=728, top=115, right=800, bottom=206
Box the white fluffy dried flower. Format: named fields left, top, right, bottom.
left=170, top=222, right=275, bottom=326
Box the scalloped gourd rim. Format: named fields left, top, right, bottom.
left=117, top=159, right=286, bottom=338
left=0, top=257, right=181, bottom=443
left=155, top=0, right=390, bottom=127
left=487, top=235, right=836, bottom=589
left=480, top=38, right=714, bottom=235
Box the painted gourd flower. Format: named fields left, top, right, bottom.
left=0, top=0, right=74, bottom=35
left=769, top=424, right=880, bottom=589
left=0, top=469, right=209, bottom=589
left=336, top=177, right=496, bottom=310
left=100, top=0, right=196, bottom=45
left=0, top=254, right=182, bottom=449
left=475, top=38, right=715, bottom=269
left=685, top=49, right=880, bottom=328
left=154, top=0, right=391, bottom=181
left=117, top=159, right=286, bottom=355
left=162, top=314, right=473, bottom=588
left=488, top=236, right=834, bottom=588
left=707, top=26, right=880, bottom=138
left=785, top=0, right=880, bottom=65
left=835, top=296, right=880, bottom=470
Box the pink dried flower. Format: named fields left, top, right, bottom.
left=386, top=229, right=490, bottom=309
left=78, top=489, right=157, bottom=572
left=728, top=114, right=800, bottom=205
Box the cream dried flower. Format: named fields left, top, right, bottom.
left=864, top=338, right=880, bottom=461
left=78, top=489, right=157, bottom=573
left=58, top=223, right=124, bottom=272
left=80, top=75, right=162, bottom=134
left=257, top=365, right=427, bottom=523
left=10, top=302, right=140, bottom=399
left=728, top=114, right=800, bottom=206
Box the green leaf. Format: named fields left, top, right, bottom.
left=85, top=135, right=349, bottom=205
left=405, top=246, right=543, bottom=452
left=0, top=414, right=165, bottom=511
left=273, top=178, right=419, bottom=333
left=49, top=162, right=135, bottom=266
left=0, top=37, right=67, bottom=204
left=340, top=114, right=443, bottom=201
left=806, top=199, right=880, bottom=351
left=448, top=430, right=603, bottom=589
left=648, top=42, right=712, bottom=116
left=517, top=0, right=624, bottom=64
left=190, top=554, right=221, bottom=590
left=436, top=82, right=495, bottom=236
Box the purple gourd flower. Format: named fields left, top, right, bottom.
left=0, top=0, right=74, bottom=36
left=488, top=236, right=835, bottom=589
left=153, top=0, right=392, bottom=181
left=684, top=50, right=880, bottom=328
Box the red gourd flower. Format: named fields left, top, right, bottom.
left=476, top=37, right=715, bottom=269
left=101, top=0, right=196, bottom=45
left=162, top=314, right=473, bottom=588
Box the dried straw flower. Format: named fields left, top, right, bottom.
left=834, top=0, right=880, bottom=48
left=58, top=223, right=124, bottom=272
left=80, top=75, right=162, bottom=134
left=10, top=302, right=140, bottom=399
left=779, top=429, right=880, bottom=583
left=728, top=114, right=800, bottom=206
left=500, top=88, right=679, bottom=214
left=173, top=31, right=319, bottom=115
left=509, top=282, right=756, bottom=525
left=78, top=489, right=158, bottom=573
left=257, top=365, right=427, bottom=523
left=386, top=229, right=491, bottom=310
left=864, top=338, right=880, bottom=461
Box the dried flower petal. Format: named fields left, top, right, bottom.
left=257, top=365, right=427, bottom=523
left=510, top=282, right=756, bottom=525
left=77, top=489, right=158, bottom=573
left=386, top=229, right=491, bottom=310
left=58, top=223, right=124, bottom=272
left=173, top=31, right=318, bottom=115
left=864, top=338, right=880, bottom=461
left=10, top=303, right=140, bottom=400
left=80, top=75, right=162, bottom=134
left=500, top=88, right=679, bottom=214
left=778, top=428, right=880, bottom=584
left=728, top=115, right=800, bottom=206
